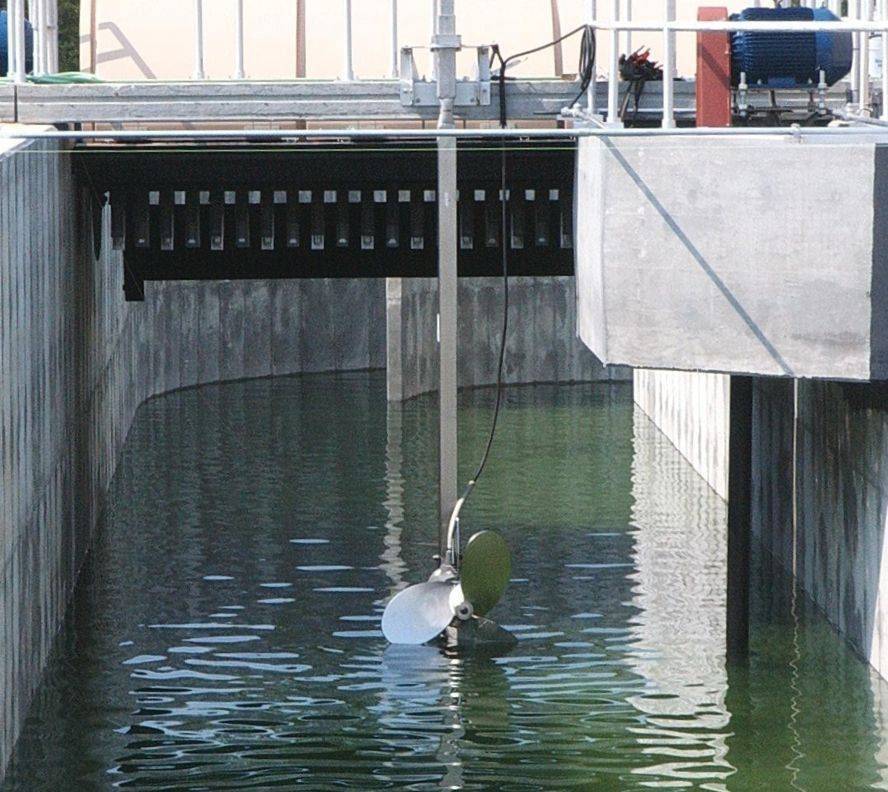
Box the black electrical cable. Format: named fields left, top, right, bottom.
left=449, top=139, right=509, bottom=533
left=450, top=29, right=596, bottom=540
left=490, top=24, right=596, bottom=128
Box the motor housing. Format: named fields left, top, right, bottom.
left=730, top=7, right=852, bottom=88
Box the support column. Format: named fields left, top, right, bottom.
left=434, top=0, right=460, bottom=559
left=437, top=139, right=458, bottom=559
left=727, top=375, right=753, bottom=661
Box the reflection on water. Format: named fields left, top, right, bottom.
left=4, top=372, right=888, bottom=790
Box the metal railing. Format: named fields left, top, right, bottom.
left=5, top=0, right=58, bottom=81
left=581, top=5, right=888, bottom=128
left=6, top=0, right=888, bottom=130
left=190, top=0, right=426, bottom=83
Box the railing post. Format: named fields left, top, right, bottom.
left=13, top=0, right=26, bottom=83
left=861, top=0, right=872, bottom=112
left=625, top=0, right=632, bottom=55
left=193, top=0, right=205, bottom=80
left=390, top=0, right=399, bottom=77
left=608, top=0, right=622, bottom=126
left=234, top=0, right=245, bottom=79
left=882, top=0, right=888, bottom=119
left=28, top=0, right=43, bottom=75
left=851, top=0, right=860, bottom=108
left=662, top=0, right=676, bottom=128
left=342, top=0, right=354, bottom=80
left=585, top=0, right=597, bottom=115
left=430, top=0, right=438, bottom=82
left=6, top=0, right=17, bottom=79
left=50, top=0, right=58, bottom=72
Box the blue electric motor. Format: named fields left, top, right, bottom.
left=731, top=7, right=852, bottom=88
left=0, top=10, right=35, bottom=77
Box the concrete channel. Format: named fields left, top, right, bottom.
left=0, top=133, right=623, bottom=775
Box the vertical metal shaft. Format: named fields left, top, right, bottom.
left=434, top=0, right=460, bottom=559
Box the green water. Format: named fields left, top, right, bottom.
left=4, top=372, right=887, bottom=790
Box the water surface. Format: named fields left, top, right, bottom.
left=5, top=372, right=888, bottom=790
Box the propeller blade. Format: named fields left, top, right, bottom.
left=381, top=581, right=455, bottom=645
left=458, top=530, right=511, bottom=617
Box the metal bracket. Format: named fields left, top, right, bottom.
left=399, top=45, right=491, bottom=108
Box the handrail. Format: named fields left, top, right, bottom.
left=585, top=13, right=888, bottom=128
left=5, top=1, right=888, bottom=128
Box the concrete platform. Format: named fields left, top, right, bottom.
left=575, top=131, right=888, bottom=382
left=0, top=85, right=15, bottom=122
left=10, top=79, right=697, bottom=125
left=14, top=79, right=583, bottom=124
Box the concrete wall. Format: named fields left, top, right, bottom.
left=634, top=369, right=730, bottom=500
left=635, top=365, right=888, bottom=683
left=386, top=275, right=629, bottom=402
left=751, top=378, right=888, bottom=680
left=0, top=134, right=384, bottom=777
left=575, top=134, right=888, bottom=381
left=1, top=134, right=620, bottom=777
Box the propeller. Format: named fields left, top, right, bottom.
left=381, top=578, right=456, bottom=645
left=382, top=529, right=511, bottom=645
left=450, top=530, right=511, bottom=618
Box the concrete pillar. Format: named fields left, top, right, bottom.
left=727, top=375, right=753, bottom=661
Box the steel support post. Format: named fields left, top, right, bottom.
left=727, top=375, right=753, bottom=661
left=434, top=0, right=460, bottom=559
